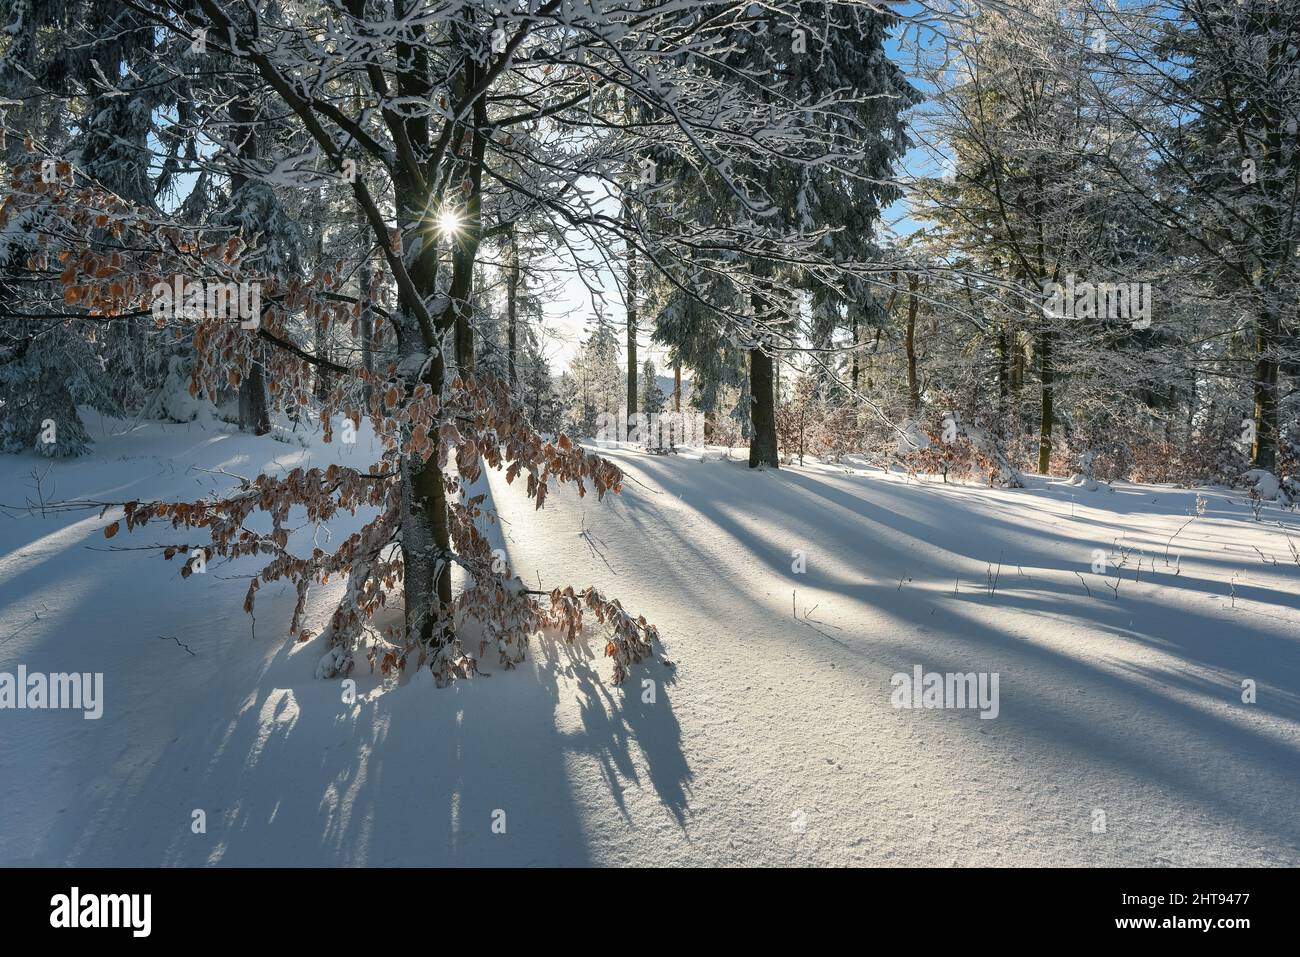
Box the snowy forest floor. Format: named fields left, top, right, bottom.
left=1, top=412, right=1298, bottom=866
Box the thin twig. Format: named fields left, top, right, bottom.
left=159, top=634, right=196, bottom=656
left=1074, top=571, right=1092, bottom=598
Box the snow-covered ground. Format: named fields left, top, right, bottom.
left=2, top=414, right=1298, bottom=866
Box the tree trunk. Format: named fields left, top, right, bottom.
left=749, top=346, right=779, bottom=468
left=749, top=290, right=779, bottom=469
left=505, top=224, right=519, bottom=391
left=314, top=183, right=330, bottom=401
left=359, top=230, right=374, bottom=407
left=1252, top=302, right=1280, bottom=470
left=354, top=85, right=374, bottom=408
left=1038, top=327, right=1053, bottom=475
left=905, top=274, right=920, bottom=414
left=673, top=363, right=681, bottom=411
left=1011, top=332, right=1024, bottom=397
left=625, top=210, right=638, bottom=422
left=850, top=312, right=860, bottom=394
left=401, top=440, right=454, bottom=648
left=452, top=262, right=474, bottom=375
left=239, top=353, right=271, bottom=435
left=395, top=18, right=455, bottom=649
left=773, top=347, right=780, bottom=405
left=230, top=95, right=271, bottom=434
left=449, top=47, right=488, bottom=378
left=867, top=327, right=881, bottom=390
left=996, top=319, right=1009, bottom=419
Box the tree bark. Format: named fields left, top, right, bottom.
left=996, top=320, right=1009, bottom=419
left=748, top=346, right=779, bottom=468
left=449, top=41, right=487, bottom=378
left=505, top=223, right=519, bottom=391
left=313, top=182, right=330, bottom=401
left=1038, top=326, right=1054, bottom=475
left=625, top=208, right=638, bottom=422
left=773, top=346, right=780, bottom=405
left=355, top=85, right=374, bottom=407
left=230, top=95, right=271, bottom=435
left=453, top=301, right=474, bottom=374
left=1252, top=302, right=1280, bottom=470
left=239, top=356, right=271, bottom=435
left=905, top=274, right=920, bottom=414
left=850, top=312, right=860, bottom=394
left=394, top=11, right=454, bottom=648
left=359, top=232, right=374, bottom=407
left=749, top=290, right=779, bottom=469
left=1011, top=331, right=1024, bottom=398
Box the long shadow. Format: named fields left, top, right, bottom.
left=8, top=523, right=574, bottom=865
left=12, top=443, right=1299, bottom=864
left=647, top=459, right=1300, bottom=715
left=475, top=471, right=693, bottom=828
left=580, top=453, right=1300, bottom=858
left=773, top=467, right=1300, bottom=614
left=4, top=451, right=692, bottom=866
left=38, top=620, right=603, bottom=866
left=597, top=455, right=1300, bottom=701
left=850, top=591, right=1300, bottom=860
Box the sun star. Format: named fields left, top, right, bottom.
left=438, top=209, right=462, bottom=237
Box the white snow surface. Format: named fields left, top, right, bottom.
left=1, top=414, right=1299, bottom=866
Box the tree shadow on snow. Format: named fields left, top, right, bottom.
left=24, top=483, right=690, bottom=867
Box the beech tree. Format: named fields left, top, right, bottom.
left=1, top=0, right=897, bottom=682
